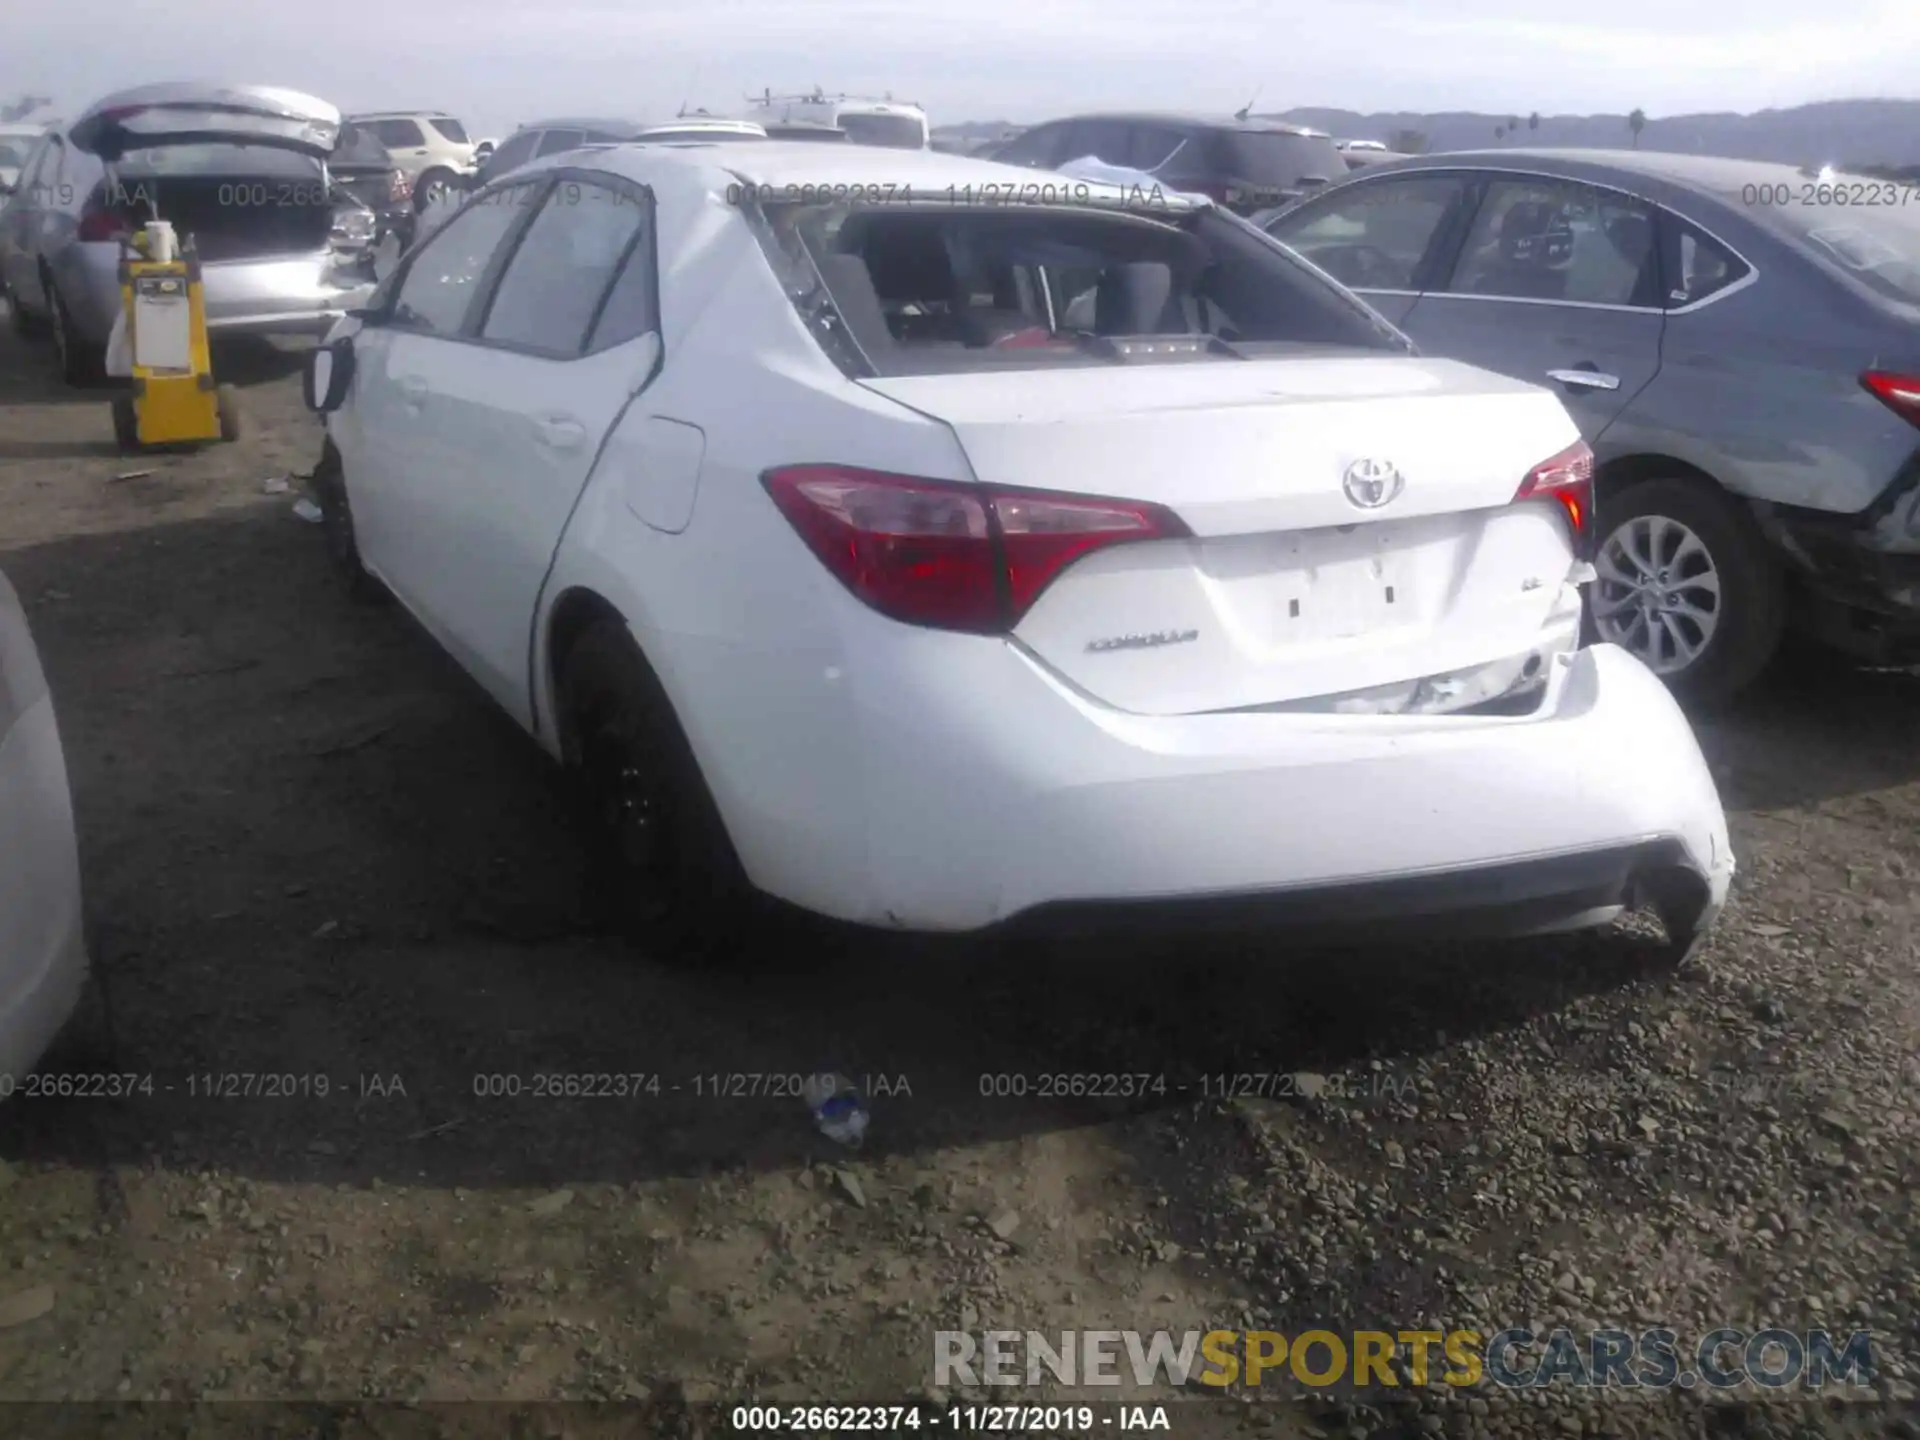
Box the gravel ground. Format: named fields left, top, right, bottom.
left=1, top=311, right=1917, bottom=1438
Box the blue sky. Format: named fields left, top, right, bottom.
left=7, top=0, right=1918, bottom=137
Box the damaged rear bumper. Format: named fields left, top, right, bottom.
left=1764, top=482, right=1920, bottom=662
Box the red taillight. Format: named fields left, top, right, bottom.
left=389, top=168, right=412, bottom=202
left=1862, top=371, right=1920, bottom=428
left=1514, top=438, right=1596, bottom=555
left=76, top=199, right=129, bottom=244
left=761, top=464, right=1189, bottom=633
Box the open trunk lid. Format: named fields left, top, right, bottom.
left=861, top=356, right=1588, bottom=715
left=70, top=83, right=339, bottom=161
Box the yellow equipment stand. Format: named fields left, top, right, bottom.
left=109, top=230, right=243, bottom=452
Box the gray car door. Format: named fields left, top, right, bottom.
left=1262, top=171, right=1479, bottom=328
left=1399, top=173, right=1665, bottom=443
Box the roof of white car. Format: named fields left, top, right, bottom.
left=583, top=140, right=1201, bottom=205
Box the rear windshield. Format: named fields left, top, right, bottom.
left=428, top=117, right=470, bottom=143
left=0, top=140, right=30, bottom=169
left=116, top=143, right=321, bottom=178
left=837, top=114, right=926, bottom=150
left=1214, top=130, right=1344, bottom=189
left=1752, top=199, right=1920, bottom=307
left=753, top=197, right=1409, bottom=377
left=333, top=125, right=392, bottom=167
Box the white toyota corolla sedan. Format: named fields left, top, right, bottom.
left=306, top=141, right=1734, bottom=956
left=0, top=564, right=90, bottom=1086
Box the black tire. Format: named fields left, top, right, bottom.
left=45, top=276, right=105, bottom=387
left=558, top=621, right=760, bottom=963
left=110, top=392, right=139, bottom=452
left=311, top=445, right=386, bottom=602
left=215, top=384, right=244, bottom=442
left=1590, top=476, right=1785, bottom=705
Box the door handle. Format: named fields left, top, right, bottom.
left=1547, top=368, right=1621, bottom=392
left=535, top=415, right=586, bottom=450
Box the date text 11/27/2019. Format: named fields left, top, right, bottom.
left=727, top=1404, right=1173, bottom=1432
left=723, top=181, right=1178, bottom=211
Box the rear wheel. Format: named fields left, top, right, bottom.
left=558, top=621, right=760, bottom=963
left=1590, top=476, right=1784, bottom=704
left=312, top=445, right=386, bottom=602
left=45, top=276, right=104, bottom=387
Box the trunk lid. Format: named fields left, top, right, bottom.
left=861, top=356, right=1587, bottom=715
left=70, top=83, right=340, bottom=161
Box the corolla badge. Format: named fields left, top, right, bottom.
left=1342, top=458, right=1404, bottom=509
left=1086, top=629, right=1199, bottom=654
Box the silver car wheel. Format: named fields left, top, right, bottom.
left=1593, top=513, right=1722, bottom=674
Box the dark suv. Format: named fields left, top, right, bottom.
left=983, top=113, right=1343, bottom=215
left=468, top=118, right=653, bottom=188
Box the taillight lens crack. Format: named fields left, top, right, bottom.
left=762, top=464, right=1188, bottom=633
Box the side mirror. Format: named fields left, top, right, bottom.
left=305, top=338, right=355, bottom=414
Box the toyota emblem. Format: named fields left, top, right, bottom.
left=1342, top=458, right=1404, bottom=509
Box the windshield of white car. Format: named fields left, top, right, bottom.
left=760, top=199, right=1409, bottom=376
left=835, top=114, right=926, bottom=149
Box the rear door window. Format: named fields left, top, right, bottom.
left=371, top=119, right=427, bottom=149
left=391, top=180, right=542, bottom=335
left=1444, top=178, right=1658, bottom=307
left=534, top=128, right=586, bottom=158
left=479, top=180, right=648, bottom=355
left=1266, top=175, right=1472, bottom=290
left=1664, top=218, right=1751, bottom=307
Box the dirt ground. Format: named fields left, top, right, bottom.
left=1, top=311, right=1918, bottom=1439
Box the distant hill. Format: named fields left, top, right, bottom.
left=934, top=99, right=1920, bottom=168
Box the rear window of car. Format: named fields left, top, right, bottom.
left=749, top=196, right=1410, bottom=378
left=1753, top=200, right=1920, bottom=307
left=836, top=114, right=926, bottom=150
left=117, top=144, right=320, bottom=178
left=428, top=117, right=470, bottom=143
left=1212, top=130, right=1345, bottom=190
left=0, top=139, right=30, bottom=169
left=333, top=125, right=391, bottom=167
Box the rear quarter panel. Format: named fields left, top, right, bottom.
left=1625, top=206, right=1917, bottom=514
left=534, top=182, right=974, bottom=908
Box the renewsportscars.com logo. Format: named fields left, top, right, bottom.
left=934, top=1328, right=1877, bottom=1392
